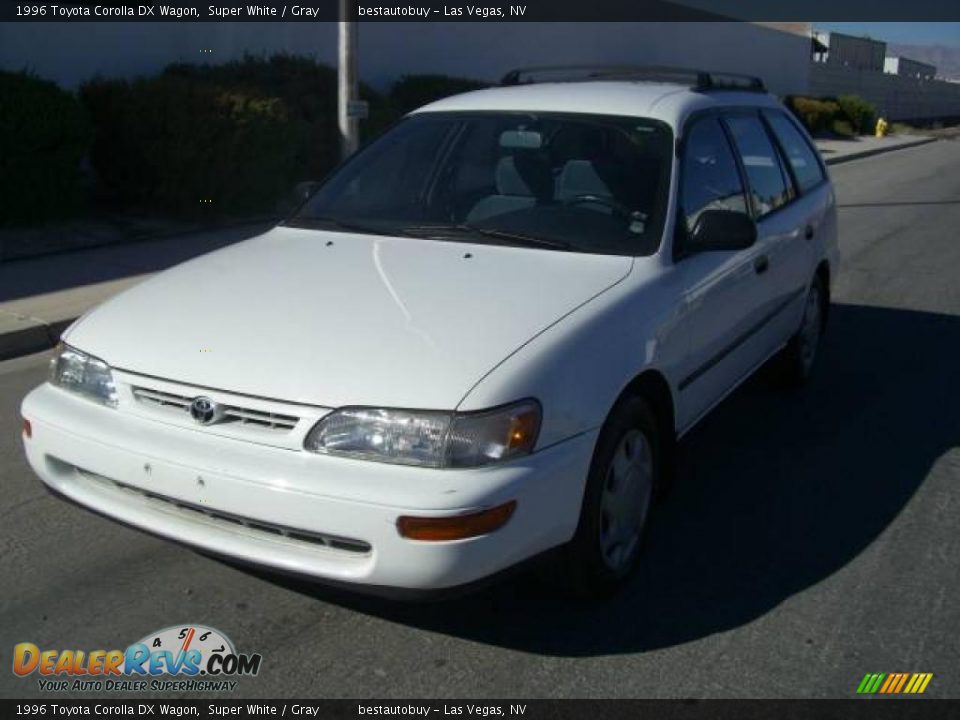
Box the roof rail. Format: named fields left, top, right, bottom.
left=499, top=64, right=766, bottom=93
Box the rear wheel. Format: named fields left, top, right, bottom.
left=563, top=396, right=660, bottom=596
left=779, top=273, right=826, bottom=385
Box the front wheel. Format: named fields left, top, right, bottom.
left=562, top=396, right=660, bottom=597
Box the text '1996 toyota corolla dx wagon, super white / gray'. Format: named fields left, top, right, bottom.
left=21, top=66, right=838, bottom=597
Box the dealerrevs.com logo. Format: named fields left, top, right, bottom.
left=12, top=625, right=262, bottom=693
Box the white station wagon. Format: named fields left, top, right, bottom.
left=22, top=66, right=838, bottom=596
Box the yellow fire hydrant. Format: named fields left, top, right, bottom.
left=875, top=117, right=889, bottom=137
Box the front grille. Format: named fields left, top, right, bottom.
left=79, top=470, right=371, bottom=555
left=132, top=386, right=299, bottom=431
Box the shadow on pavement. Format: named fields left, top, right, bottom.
left=235, top=302, right=958, bottom=656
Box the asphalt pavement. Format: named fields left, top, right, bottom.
left=1, top=140, right=959, bottom=699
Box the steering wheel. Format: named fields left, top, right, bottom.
left=562, top=194, right=633, bottom=219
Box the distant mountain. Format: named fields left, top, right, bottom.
left=888, top=43, right=960, bottom=80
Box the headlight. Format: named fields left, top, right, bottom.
left=304, top=400, right=541, bottom=468
left=49, top=343, right=118, bottom=407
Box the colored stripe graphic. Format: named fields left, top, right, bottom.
left=857, top=672, right=933, bottom=694
left=889, top=674, right=903, bottom=693
left=905, top=673, right=934, bottom=694
left=893, top=673, right=910, bottom=693
left=858, top=673, right=886, bottom=694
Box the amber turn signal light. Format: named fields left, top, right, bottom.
left=506, top=409, right=539, bottom=452
left=397, top=501, right=517, bottom=541
left=22, top=418, right=32, bottom=439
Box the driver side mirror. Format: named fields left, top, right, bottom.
left=688, top=209, right=756, bottom=252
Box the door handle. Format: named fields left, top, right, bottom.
left=753, top=255, right=769, bottom=275
left=805, top=224, right=815, bottom=240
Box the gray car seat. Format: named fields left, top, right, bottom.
left=555, top=160, right=615, bottom=213
left=466, top=153, right=554, bottom=223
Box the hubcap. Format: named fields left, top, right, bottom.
left=799, top=283, right=822, bottom=372
left=599, top=429, right=654, bottom=573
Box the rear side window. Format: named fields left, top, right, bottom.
left=680, top=116, right=748, bottom=234
left=764, top=110, right=826, bottom=193
left=724, top=113, right=793, bottom=218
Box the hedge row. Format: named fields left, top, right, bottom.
left=3, top=57, right=489, bottom=225
left=0, top=70, right=91, bottom=226
left=786, top=94, right=877, bottom=136
left=80, top=56, right=490, bottom=217
left=837, top=95, right=878, bottom=134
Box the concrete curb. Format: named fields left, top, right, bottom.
left=823, top=136, right=938, bottom=166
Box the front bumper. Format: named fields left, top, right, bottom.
left=21, top=383, right=596, bottom=590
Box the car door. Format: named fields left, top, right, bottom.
left=674, top=112, right=772, bottom=431
left=761, top=108, right=835, bottom=331
left=722, top=110, right=813, bottom=357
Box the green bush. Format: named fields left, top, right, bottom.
left=831, top=119, right=855, bottom=138
left=162, top=55, right=392, bottom=174
left=82, top=75, right=302, bottom=217
left=787, top=94, right=878, bottom=136
left=388, top=74, right=489, bottom=117
left=78, top=58, right=489, bottom=219
left=0, top=70, right=90, bottom=226
left=785, top=96, right=841, bottom=135
left=837, top=95, right=877, bottom=135
left=80, top=55, right=392, bottom=218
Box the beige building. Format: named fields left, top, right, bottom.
left=884, top=56, right=937, bottom=80
left=812, top=31, right=886, bottom=72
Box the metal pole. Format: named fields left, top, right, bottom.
left=338, top=0, right=359, bottom=159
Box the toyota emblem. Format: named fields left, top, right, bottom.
left=189, top=396, right=221, bottom=425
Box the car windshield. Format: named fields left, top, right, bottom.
left=290, top=112, right=673, bottom=255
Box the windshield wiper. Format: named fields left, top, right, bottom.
left=285, top=215, right=400, bottom=237
left=402, top=223, right=572, bottom=251
left=289, top=217, right=573, bottom=250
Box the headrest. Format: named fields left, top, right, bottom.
left=495, top=154, right=553, bottom=199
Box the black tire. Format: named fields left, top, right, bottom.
left=778, top=273, right=827, bottom=386
left=562, top=395, right=660, bottom=597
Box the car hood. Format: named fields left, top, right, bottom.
left=65, top=226, right=633, bottom=409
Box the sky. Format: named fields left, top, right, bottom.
left=813, top=23, right=960, bottom=47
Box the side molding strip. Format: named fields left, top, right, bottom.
left=678, top=286, right=806, bottom=392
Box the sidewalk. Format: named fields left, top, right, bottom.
left=0, top=134, right=941, bottom=361
left=816, top=133, right=936, bottom=165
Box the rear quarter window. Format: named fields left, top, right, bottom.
left=763, top=110, right=827, bottom=193
left=724, top=113, right=794, bottom=218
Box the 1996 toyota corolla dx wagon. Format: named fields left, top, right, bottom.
left=22, top=66, right=838, bottom=597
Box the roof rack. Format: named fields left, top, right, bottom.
left=499, top=64, right=766, bottom=93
